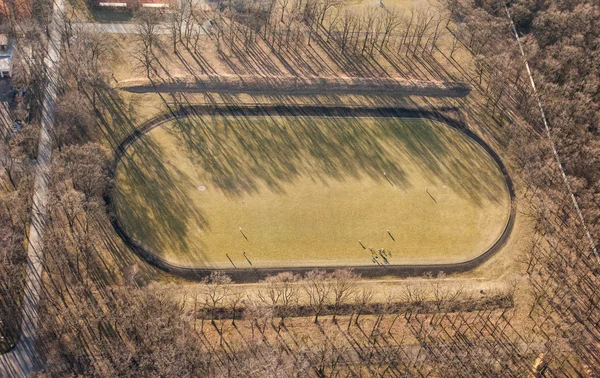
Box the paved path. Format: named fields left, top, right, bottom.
left=79, top=22, right=143, bottom=34
left=76, top=20, right=210, bottom=35
left=0, top=0, right=63, bottom=376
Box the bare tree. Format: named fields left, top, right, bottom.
left=352, top=286, right=373, bottom=328
left=399, top=8, right=414, bottom=55
left=260, top=272, right=300, bottom=327
left=74, top=28, right=109, bottom=111
left=201, top=271, right=232, bottom=325
left=181, top=0, right=195, bottom=46
left=360, top=6, right=377, bottom=56
left=402, top=285, right=429, bottom=321
left=189, top=14, right=206, bottom=54
left=0, top=141, right=22, bottom=189
left=330, top=269, right=359, bottom=323
left=380, top=6, right=402, bottom=51
left=304, top=0, right=319, bottom=46
left=337, top=9, right=357, bottom=54
left=132, top=9, right=162, bottom=78
left=318, top=0, right=344, bottom=25
left=59, top=143, right=111, bottom=201
left=449, top=32, right=460, bottom=58
left=474, top=54, right=486, bottom=84
left=411, top=7, right=435, bottom=55
left=53, top=91, right=95, bottom=150
left=227, top=290, right=245, bottom=326
left=57, top=5, right=77, bottom=50
left=429, top=14, right=445, bottom=53
left=167, top=3, right=185, bottom=53
left=278, top=0, right=291, bottom=23
left=303, top=270, right=331, bottom=323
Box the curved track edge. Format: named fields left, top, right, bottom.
left=105, top=105, right=516, bottom=283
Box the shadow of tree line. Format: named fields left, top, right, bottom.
left=113, top=126, right=211, bottom=265
left=110, top=104, right=508, bottom=265
left=162, top=109, right=506, bottom=204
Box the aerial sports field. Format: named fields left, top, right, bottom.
left=113, top=114, right=511, bottom=269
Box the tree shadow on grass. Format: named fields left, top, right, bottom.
left=165, top=114, right=412, bottom=199
left=114, top=129, right=211, bottom=266
left=93, top=84, right=215, bottom=266
left=165, top=113, right=506, bottom=206
left=378, top=119, right=506, bottom=206
left=114, top=108, right=510, bottom=266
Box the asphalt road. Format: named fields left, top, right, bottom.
left=0, top=0, right=63, bottom=376
left=76, top=20, right=210, bottom=35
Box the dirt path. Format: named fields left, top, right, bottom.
left=118, top=75, right=471, bottom=98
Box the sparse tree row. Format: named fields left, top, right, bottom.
left=134, top=0, right=452, bottom=79
left=209, top=0, right=448, bottom=60
left=444, top=0, right=600, bottom=375
left=37, top=248, right=523, bottom=377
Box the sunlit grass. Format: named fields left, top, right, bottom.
left=114, top=115, right=510, bottom=268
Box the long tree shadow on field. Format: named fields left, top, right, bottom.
left=96, top=84, right=212, bottom=266
left=114, top=132, right=212, bottom=265
left=114, top=102, right=508, bottom=265
left=164, top=112, right=505, bottom=205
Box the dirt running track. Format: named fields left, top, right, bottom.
left=106, top=105, right=516, bottom=283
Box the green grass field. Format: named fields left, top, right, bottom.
left=113, top=115, right=511, bottom=268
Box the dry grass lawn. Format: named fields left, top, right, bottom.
left=113, top=115, right=511, bottom=268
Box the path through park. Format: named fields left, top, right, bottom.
left=0, top=0, right=63, bottom=375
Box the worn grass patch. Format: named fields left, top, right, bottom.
left=113, top=115, right=510, bottom=268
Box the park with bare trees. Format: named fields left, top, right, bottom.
left=0, top=0, right=599, bottom=376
